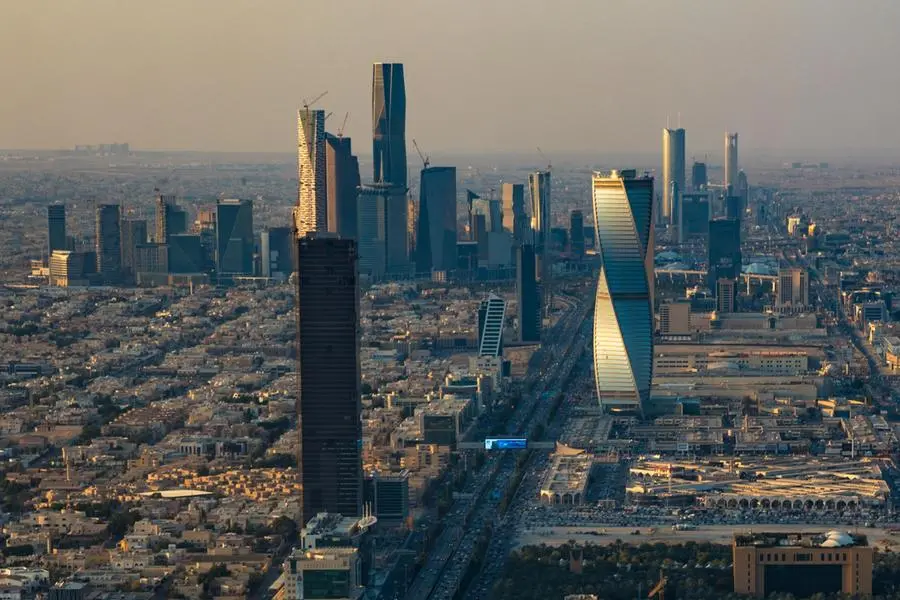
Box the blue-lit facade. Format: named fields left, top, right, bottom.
left=591, top=170, right=654, bottom=414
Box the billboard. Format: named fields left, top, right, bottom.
left=484, top=438, right=528, bottom=450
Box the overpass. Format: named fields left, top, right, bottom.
left=655, top=268, right=778, bottom=293
left=457, top=441, right=556, bottom=450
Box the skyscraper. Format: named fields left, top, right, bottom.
left=260, top=226, right=294, bottom=280
left=215, top=198, right=254, bottom=276
left=297, top=108, right=327, bottom=237
left=296, top=235, right=362, bottom=525
left=691, top=161, right=708, bottom=191
left=356, top=184, right=388, bottom=278
left=662, top=128, right=686, bottom=225
left=95, top=204, right=121, bottom=283
left=372, top=62, right=407, bottom=188
left=709, top=218, right=742, bottom=312
left=569, top=210, right=585, bottom=259
left=500, top=183, right=527, bottom=243
left=591, top=170, right=654, bottom=414
left=325, top=134, right=361, bottom=240
left=528, top=171, right=551, bottom=258
left=384, top=191, right=409, bottom=273
left=724, top=132, right=739, bottom=191
left=477, top=294, right=506, bottom=357
left=517, top=243, right=541, bottom=343
left=47, top=204, right=67, bottom=255
left=155, top=193, right=186, bottom=244
left=415, top=166, right=457, bottom=273
left=777, top=267, right=809, bottom=311
left=120, top=219, right=147, bottom=281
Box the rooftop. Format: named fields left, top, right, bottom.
left=734, top=530, right=868, bottom=548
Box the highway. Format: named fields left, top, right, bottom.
left=404, top=292, right=591, bottom=600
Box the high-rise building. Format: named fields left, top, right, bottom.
left=216, top=198, right=254, bottom=276
left=662, top=128, right=686, bottom=225
left=501, top=183, right=527, bottom=242
left=725, top=195, right=744, bottom=221
left=517, top=244, right=541, bottom=343
left=155, top=193, right=186, bottom=243
left=724, top=132, right=739, bottom=191
left=415, top=166, right=457, bottom=273
left=260, top=226, right=294, bottom=280
left=47, top=204, right=67, bottom=255
left=715, top=278, right=737, bottom=313
left=356, top=184, right=388, bottom=278
left=691, top=161, right=708, bottom=190
left=528, top=171, right=551, bottom=258
left=384, top=191, right=408, bottom=273
left=569, top=210, right=585, bottom=259
left=296, top=235, right=362, bottom=525
left=372, top=62, right=407, bottom=188
left=325, top=134, right=361, bottom=240
left=708, top=218, right=742, bottom=283
left=777, top=267, right=809, bottom=311
left=167, top=234, right=204, bottom=273
left=120, top=218, right=147, bottom=281
left=682, top=193, right=710, bottom=238
left=134, top=243, right=168, bottom=276
left=297, top=108, right=327, bottom=237
left=49, top=250, right=89, bottom=287
left=659, top=300, right=692, bottom=336
left=477, top=294, right=506, bottom=357
left=95, top=204, right=121, bottom=282
left=591, top=170, right=654, bottom=414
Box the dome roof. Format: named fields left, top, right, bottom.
left=821, top=531, right=854, bottom=547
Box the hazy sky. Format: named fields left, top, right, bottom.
left=3, top=0, right=900, bottom=157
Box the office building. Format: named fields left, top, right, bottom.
left=725, top=132, right=739, bottom=191
left=591, top=170, right=654, bottom=414
left=415, top=166, right=457, bottom=273
left=47, top=204, right=67, bottom=255
left=777, top=268, right=809, bottom=311
left=709, top=218, right=742, bottom=284
left=662, top=127, right=685, bottom=225
left=570, top=210, right=585, bottom=259
left=325, top=134, right=361, bottom=240
left=691, top=161, right=708, bottom=190
left=296, top=235, right=362, bottom=524
left=372, top=62, right=407, bottom=188
left=733, top=531, right=872, bottom=598
left=528, top=171, right=551, bottom=257
left=725, top=195, right=744, bottom=221
left=501, top=183, right=527, bottom=242
left=477, top=294, right=506, bottom=357
left=297, top=108, right=327, bottom=237
left=49, top=251, right=89, bottom=287
left=356, top=185, right=388, bottom=278
left=517, top=243, right=541, bottom=343
left=155, top=193, right=186, bottom=243
left=260, top=226, right=294, bottom=280
left=682, top=193, right=710, bottom=238
left=716, top=278, right=737, bottom=314
left=283, top=547, right=363, bottom=600
left=120, top=219, right=147, bottom=281
left=364, top=472, right=410, bottom=524
left=167, top=234, right=205, bottom=274
left=216, top=198, right=254, bottom=277
left=660, top=300, right=692, bottom=335
left=457, top=241, right=479, bottom=273
left=384, top=191, right=409, bottom=273
left=134, top=243, right=168, bottom=277
left=95, top=204, right=121, bottom=282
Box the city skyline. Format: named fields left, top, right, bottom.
left=3, top=1, right=900, bottom=157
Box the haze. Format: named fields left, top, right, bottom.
left=2, top=0, right=900, bottom=158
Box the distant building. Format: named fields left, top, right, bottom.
left=691, top=161, right=708, bottom=190
left=134, top=244, right=168, bottom=278
left=372, top=62, right=407, bottom=189
left=570, top=210, right=585, bottom=259
left=356, top=184, right=389, bottom=278
left=528, top=171, right=551, bottom=259
left=364, top=472, right=409, bottom=524
left=325, top=134, right=361, bottom=240
left=477, top=294, right=506, bottom=357
left=154, top=193, right=186, bottom=243
left=47, top=204, right=67, bottom=255
left=660, top=300, right=692, bottom=335
left=716, top=278, right=737, bottom=314
left=662, top=127, right=685, bottom=225
left=517, top=243, right=541, bottom=343
left=167, top=234, right=204, bottom=274
left=724, top=132, right=738, bottom=191
left=95, top=204, right=121, bottom=283
left=283, top=547, right=363, bottom=600
left=415, top=166, right=457, bottom=273
left=777, top=268, right=809, bottom=311
left=120, top=219, right=147, bottom=281
left=297, top=108, right=328, bottom=237
left=732, top=531, right=872, bottom=598
left=682, top=193, right=710, bottom=238
left=725, top=195, right=744, bottom=221
left=260, top=227, right=294, bottom=280
left=708, top=217, right=742, bottom=290
left=215, top=198, right=254, bottom=277
left=592, top=170, right=654, bottom=414
left=296, top=235, right=362, bottom=524
left=501, top=183, right=527, bottom=243
left=49, top=251, right=89, bottom=287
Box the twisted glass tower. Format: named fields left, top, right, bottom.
left=591, top=170, right=654, bottom=414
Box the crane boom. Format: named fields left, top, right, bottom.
left=338, top=112, right=350, bottom=138
left=412, top=139, right=430, bottom=169
left=537, top=146, right=551, bottom=171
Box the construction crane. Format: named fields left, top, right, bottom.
left=537, top=146, right=552, bottom=172
left=338, top=112, right=350, bottom=138
left=648, top=572, right=667, bottom=600
left=413, top=139, right=430, bottom=169
left=301, top=91, right=328, bottom=113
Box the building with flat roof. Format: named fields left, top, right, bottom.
left=283, top=547, right=363, bottom=600
left=733, top=531, right=872, bottom=598
left=539, top=452, right=592, bottom=506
